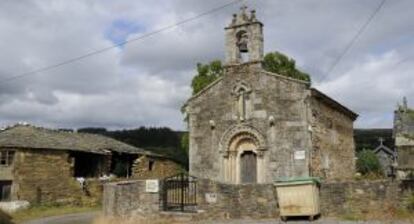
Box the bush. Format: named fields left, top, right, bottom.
left=356, top=149, right=383, bottom=176
left=408, top=193, right=414, bottom=211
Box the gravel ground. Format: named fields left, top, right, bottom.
left=21, top=213, right=413, bottom=224
left=197, top=218, right=413, bottom=224
left=22, top=211, right=99, bottom=224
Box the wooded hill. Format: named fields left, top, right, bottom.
left=354, top=128, right=394, bottom=151
left=77, top=127, right=188, bottom=168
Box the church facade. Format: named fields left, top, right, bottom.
left=185, top=7, right=358, bottom=184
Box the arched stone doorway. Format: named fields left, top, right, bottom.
left=220, top=126, right=267, bottom=184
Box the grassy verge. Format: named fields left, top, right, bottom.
left=12, top=205, right=101, bottom=223
left=339, top=208, right=414, bottom=221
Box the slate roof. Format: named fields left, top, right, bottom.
left=374, top=142, right=395, bottom=157
left=0, top=124, right=160, bottom=157
left=311, top=88, right=358, bottom=121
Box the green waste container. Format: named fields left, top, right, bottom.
left=274, top=177, right=321, bottom=221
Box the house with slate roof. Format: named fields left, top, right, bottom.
left=373, top=137, right=396, bottom=177
left=0, top=124, right=181, bottom=204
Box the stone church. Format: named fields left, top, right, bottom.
left=184, top=7, right=358, bottom=184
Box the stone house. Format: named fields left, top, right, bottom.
left=184, top=7, right=358, bottom=184
left=373, top=138, right=396, bottom=177
left=394, top=97, right=414, bottom=179
left=0, top=124, right=181, bottom=204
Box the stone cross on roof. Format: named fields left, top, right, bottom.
left=378, top=137, right=384, bottom=146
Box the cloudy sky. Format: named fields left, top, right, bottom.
left=0, top=0, right=413, bottom=130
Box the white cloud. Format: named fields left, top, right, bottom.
left=317, top=51, right=414, bottom=128
left=0, top=0, right=413, bottom=130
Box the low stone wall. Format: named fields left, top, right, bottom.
left=320, top=179, right=414, bottom=217
left=103, top=180, right=160, bottom=217
left=102, top=178, right=414, bottom=220
left=196, top=179, right=278, bottom=220
left=102, top=178, right=278, bottom=220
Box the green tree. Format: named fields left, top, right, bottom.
left=180, top=132, right=189, bottom=169
left=191, top=60, right=223, bottom=95
left=190, top=52, right=311, bottom=95
left=180, top=132, right=189, bottom=155
left=356, top=149, right=382, bottom=176
left=263, top=51, right=311, bottom=82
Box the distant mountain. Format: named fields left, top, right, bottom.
left=354, top=128, right=394, bottom=152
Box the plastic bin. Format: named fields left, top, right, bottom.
left=274, top=177, right=321, bottom=221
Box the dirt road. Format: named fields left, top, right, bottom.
left=22, top=211, right=99, bottom=224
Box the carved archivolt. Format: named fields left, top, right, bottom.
left=219, top=125, right=267, bottom=157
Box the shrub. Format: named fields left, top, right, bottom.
left=408, top=193, right=414, bottom=211
left=356, top=149, right=383, bottom=176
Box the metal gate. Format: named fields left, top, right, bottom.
left=161, top=173, right=197, bottom=212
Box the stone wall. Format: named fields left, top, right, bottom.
left=103, top=180, right=160, bottom=217
left=393, top=106, right=414, bottom=176
left=397, top=145, right=414, bottom=171
left=13, top=149, right=82, bottom=204
left=196, top=179, right=278, bottom=220
left=103, top=178, right=414, bottom=220
left=188, top=64, right=312, bottom=183
left=103, top=178, right=278, bottom=220
left=320, top=180, right=414, bottom=217
left=132, top=156, right=182, bottom=179
left=310, top=96, right=356, bottom=181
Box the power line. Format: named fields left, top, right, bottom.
left=393, top=55, right=414, bottom=68
left=319, top=0, right=387, bottom=82
left=0, top=0, right=242, bottom=86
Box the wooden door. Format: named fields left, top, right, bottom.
left=240, top=151, right=257, bottom=183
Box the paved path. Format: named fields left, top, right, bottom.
left=22, top=211, right=99, bottom=224
left=22, top=214, right=413, bottom=224
left=197, top=218, right=413, bottom=224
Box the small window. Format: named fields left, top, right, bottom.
left=148, top=160, right=155, bottom=171
left=0, top=151, right=14, bottom=166
left=0, top=181, right=12, bottom=201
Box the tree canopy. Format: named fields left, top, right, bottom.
left=356, top=149, right=383, bottom=176
left=191, top=60, right=224, bottom=95
left=190, top=51, right=311, bottom=95
left=78, top=127, right=188, bottom=167
left=263, top=52, right=311, bottom=82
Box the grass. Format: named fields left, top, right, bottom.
left=394, top=208, right=414, bottom=221
left=339, top=207, right=414, bottom=222
left=11, top=204, right=101, bottom=223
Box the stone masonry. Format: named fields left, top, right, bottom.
left=103, top=178, right=414, bottom=220
left=12, top=149, right=82, bottom=204
left=394, top=97, right=414, bottom=178
left=132, top=155, right=182, bottom=179
left=310, top=90, right=357, bottom=180
left=185, top=7, right=358, bottom=184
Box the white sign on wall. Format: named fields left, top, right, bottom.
left=294, top=150, right=306, bottom=160
left=205, top=193, right=217, bottom=204
left=145, top=179, right=159, bottom=193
